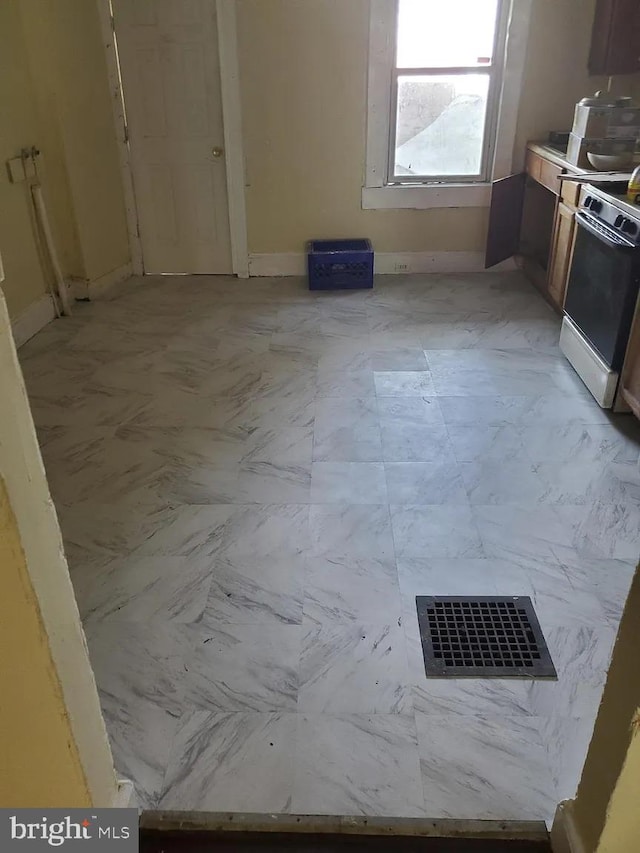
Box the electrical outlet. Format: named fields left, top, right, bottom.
left=394, top=262, right=410, bottom=273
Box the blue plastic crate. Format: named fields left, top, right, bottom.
left=307, top=238, right=374, bottom=290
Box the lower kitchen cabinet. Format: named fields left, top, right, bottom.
left=519, top=177, right=557, bottom=295
left=547, top=201, right=577, bottom=309
left=485, top=144, right=580, bottom=313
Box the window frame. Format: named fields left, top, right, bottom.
left=364, top=0, right=533, bottom=210
left=388, top=0, right=508, bottom=184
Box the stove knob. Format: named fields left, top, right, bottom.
left=590, top=199, right=603, bottom=214
left=615, top=214, right=625, bottom=228
left=584, top=195, right=593, bottom=208
left=622, top=219, right=638, bottom=235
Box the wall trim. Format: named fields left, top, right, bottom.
left=96, top=0, right=143, bottom=275
left=375, top=252, right=517, bottom=274
left=362, top=184, right=492, bottom=210
left=1, top=290, right=119, bottom=806
left=249, top=253, right=307, bottom=277
left=248, top=251, right=516, bottom=278
left=72, top=263, right=133, bottom=301
left=550, top=801, right=588, bottom=853
left=493, top=0, right=533, bottom=178
left=217, top=0, right=250, bottom=279
left=11, top=294, right=57, bottom=348
left=365, top=0, right=395, bottom=189
left=142, top=812, right=549, bottom=841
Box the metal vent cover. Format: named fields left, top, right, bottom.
left=416, top=596, right=557, bottom=679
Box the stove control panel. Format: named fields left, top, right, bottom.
left=584, top=196, right=603, bottom=214
left=581, top=187, right=640, bottom=247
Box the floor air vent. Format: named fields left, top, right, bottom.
left=416, top=596, right=556, bottom=679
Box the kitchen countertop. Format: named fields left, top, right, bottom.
left=527, top=140, right=639, bottom=178
left=527, top=141, right=587, bottom=173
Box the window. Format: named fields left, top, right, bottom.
left=364, top=0, right=531, bottom=209
left=392, top=0, right=505, bottom=183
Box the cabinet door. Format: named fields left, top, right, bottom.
left=485, top=172, right=525, bottom=268
left=589, top=0, right=640, bottom=76
left=547, top=202, right=576, bottom=310
left=620, top=306, right=640, bottom=419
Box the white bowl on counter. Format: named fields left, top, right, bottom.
left=587, top=152, right=635, bottom=171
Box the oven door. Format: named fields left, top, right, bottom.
left=564, top=211, right=640, bottom=370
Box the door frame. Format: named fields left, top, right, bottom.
left=96, top=0, right=250, bottom=278
left=0, top=289, right=129, bottom=807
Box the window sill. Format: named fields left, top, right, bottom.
left=361, top=183, right=492, bottom=210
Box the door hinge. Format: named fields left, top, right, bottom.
left=110, top=12, right=115, bottom=31
left=123, top=122, right=129, bottom=145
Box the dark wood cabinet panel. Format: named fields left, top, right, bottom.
left=484, top=172, right=526, bottom=268
left=519, top=179, right=556, bottom=274
left=621, top=309, right=640, bottom=417
left=589, top=0, right=640, bottom=76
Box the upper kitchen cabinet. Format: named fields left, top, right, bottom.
left=588, top=0, right=640, bottom=76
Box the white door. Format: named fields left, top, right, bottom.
left=112, top=0, right=232, bottom=274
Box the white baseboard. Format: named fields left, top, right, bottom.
left=375, top=252, right=517, bottom=274
left=249, top=253, right=306, bottom=277
left=550, top=801, right=588, bottom=853
left=112, top=779, right=137, bottom=810
left=11, top=294, right=57, bottom=348
left=72, top=263, right=132, bottom=301
left=248, top=251, right=516, bottom=278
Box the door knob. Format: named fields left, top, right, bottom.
left=211, top=146, right=224, bottom=158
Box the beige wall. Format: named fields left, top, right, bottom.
left=3, top=0, right=637, bottom=304
left=0, top=2, right=51, bottom=317
left=20, top=0, right=131, bottom=285
left=512, top=0, right=638, bottom=165
left=237, top=0, right=640, bottom=257
left=0, top=0, right=129, bottom=320
left=0, top=475, right=91, bottom=807
left=596, top=725, right=640, bottom=853
left=237, top=0, right=485, bottom=255
left=572, top=568, right=640, bottom=851
left=0, top=289, right=118, bottom=806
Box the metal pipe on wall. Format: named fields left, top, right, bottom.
left=30, top=182, right=72, bottom=317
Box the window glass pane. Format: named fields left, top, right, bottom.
left=396, top=0, right=500, bottom=68
left=394, top=74, right=490, bottom=178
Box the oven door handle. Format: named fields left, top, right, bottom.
left=575, top=210, right=636, bottom=249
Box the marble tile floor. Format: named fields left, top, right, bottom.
left=19, top=271, right=640, bottom=822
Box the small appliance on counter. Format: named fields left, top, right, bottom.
left=566, top=91, right=640, bottom=169
left=560, top=183, right=640, bottom=408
